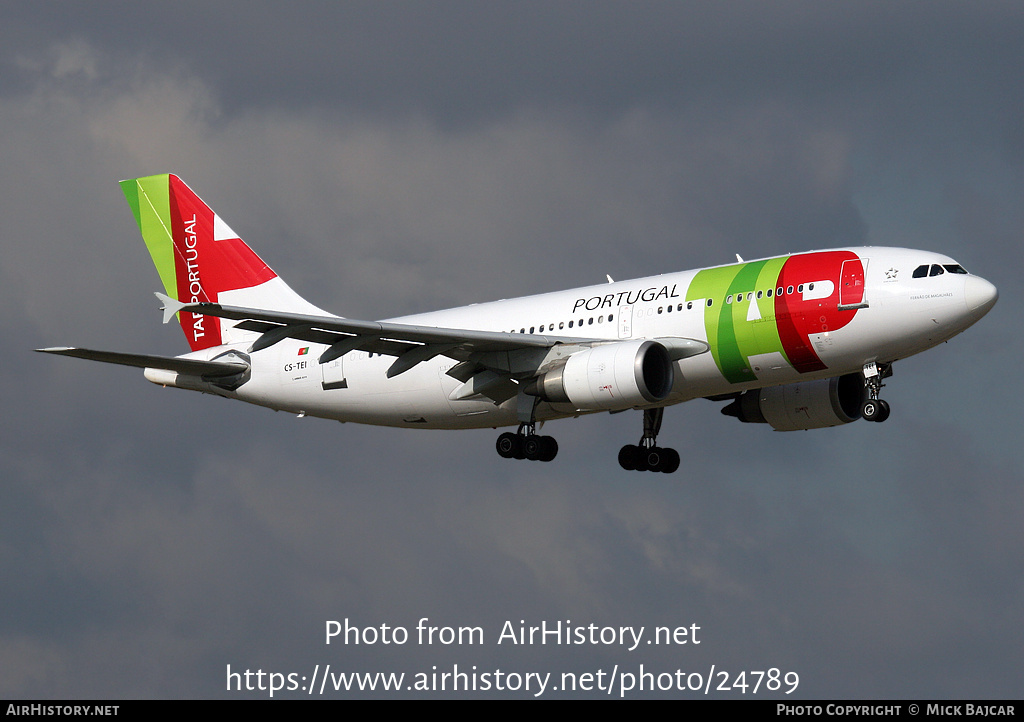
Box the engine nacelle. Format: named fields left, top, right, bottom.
left=721, top=373, right=863, bottom=431
left=527, top=340, right=674, bottom=411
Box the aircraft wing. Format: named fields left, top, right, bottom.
left=158, top=294, right=709, bottom=401
left=158, top=293, right=588, bottom=354
left=35, top=346, right=248, bottom=377
left=161, top=294, right=707, bottom=359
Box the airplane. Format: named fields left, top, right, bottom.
left=39, top=174, right=998, bottom=473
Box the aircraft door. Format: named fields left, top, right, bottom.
left=618, top=305, right=633, bottom=339
left=839, top=258, right=869, bottom=309
left=321, top=355, right=348, bottom=390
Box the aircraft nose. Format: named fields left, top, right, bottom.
left=964, top=275, right=998, bottom=315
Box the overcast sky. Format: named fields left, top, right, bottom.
left=2, top=1, right=1022, bottom=699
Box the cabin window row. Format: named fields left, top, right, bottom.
left=509, top=280, right=827, bottom=334
left=513, top=314, right=615, bottom=334
left=511, top=296, right=710, bottom=334
left=724, top=283, right=811, bottom=305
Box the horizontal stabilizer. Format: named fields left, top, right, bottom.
left=36, top=347, right=248, bottom=378
left=155, top=292, right=188, bottom=325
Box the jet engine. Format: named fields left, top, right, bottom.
left=526, top=340, right=674, bottom=411
left=720, top=373, right=863, bottom=431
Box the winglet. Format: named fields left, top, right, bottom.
left=156, top=292, right=187, bottom=324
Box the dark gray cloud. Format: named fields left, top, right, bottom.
left=1, top=2, right=1021, bottom=698
left=6, top=2, right=1023, bottom=125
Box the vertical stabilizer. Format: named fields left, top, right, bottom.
left=121, top=174, right=330, bottom=351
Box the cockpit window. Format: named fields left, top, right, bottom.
left=914, top=263, right=967, bottom=278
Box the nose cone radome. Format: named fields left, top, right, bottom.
left=964, top=275, right=998, bottom=317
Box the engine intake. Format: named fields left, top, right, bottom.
left=527, top=340, right=674, bottom=411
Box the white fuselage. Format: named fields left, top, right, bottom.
left=163, top=247, right=995, bottom=430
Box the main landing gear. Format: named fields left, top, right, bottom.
left=860, top=361, right=892, bottom=423
left=496, top=424, right=558, bottom=462
left=495, top=393, right=558, bottom=462
left=618, top=407, right=681, bottom=473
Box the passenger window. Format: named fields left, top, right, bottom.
left=687, top=302, right=693, bottom=310
left=559, top=321, right=564, bottom=330
left=608, top=314, right=614, bottom=321
left=787, top=286, right=793, bottom=294
left=706, top=299, right=713, bottom=307
left=756, top=290, right=763, bottom=299
left=568, top=321, right=573, bottom=328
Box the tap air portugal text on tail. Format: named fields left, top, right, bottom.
left=39, top=174, right=998, bottom=473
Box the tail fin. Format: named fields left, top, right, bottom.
left=121, top=174, right=328, bottom=351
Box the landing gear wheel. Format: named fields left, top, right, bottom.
left=523, top=435, right=543, bottom=460
left=861, top=398, right=890, bottom=422
left=522, top=435, right=559, bottom=461
left=644, top=446, right=665, bottom=472
left=660, top=448, right=681, bottom=474
left=633, top=449, right=651, bottom=472
left=618, top=444, right=638, bottom=471
left=496, top=432, right=521, bottom=458
left=539, top=436, right=558, bottom=462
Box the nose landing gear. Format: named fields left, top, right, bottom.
left=861, top=361, right=892, bottom=423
